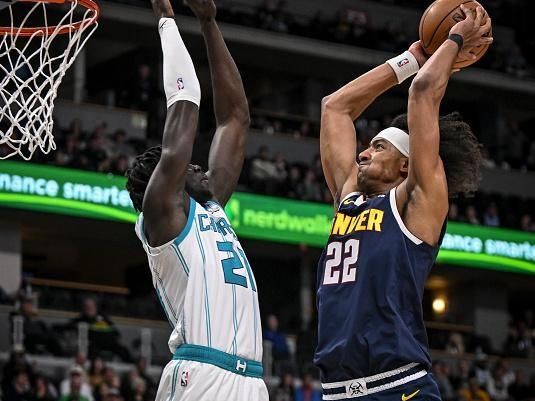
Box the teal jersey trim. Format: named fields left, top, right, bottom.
left=194, top=223, right=212, bottom=347
left=155, top=285, right=174, bottom=328
left=173, top=344, right=263, bottom=378
left=171, top=244, right=189, bottom=276
left=174, top=197, right=196, bottom=246
left=170, top=360, right=181, bottom=399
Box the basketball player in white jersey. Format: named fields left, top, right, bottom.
left=125, top=0, right=268, bottom=399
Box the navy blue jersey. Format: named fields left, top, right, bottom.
left=314, top=188, right=445, bottom=383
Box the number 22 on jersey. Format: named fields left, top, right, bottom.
left=323, top=239, right=360, bottom=285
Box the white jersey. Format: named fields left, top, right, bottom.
left=135, top=197, right=263, bottom=362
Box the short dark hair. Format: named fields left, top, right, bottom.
left=125, top=146, right=162, bottom=212
left=390, top=112, right=482, bottom=197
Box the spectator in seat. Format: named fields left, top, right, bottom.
left=59, top=366, right=91, bottom=401
left=102, top=387, right=124, bottom=401
left=448, top=203, right=460, bottom=220
left=433, top=361, right=455, bottom=401
left=486, top=366, right=510, bottom=401
left=451, top=359, right=472, bottom=390
left=483, top=202, right=500, bottom=227
left=96, top=367, right=122, bottom=401
left=296, top=170, right=321, bottom=202
left=133, top=358, right=154, bottom=397
left=1, top=350, right=32, bottom=396
left=250, top=146, right=277, bottom=193
left=110, top=130, right=133, bottom=158
left=465, top=205, right=480, bottom=225
left=4, top=370, right=32, bottom=401
left=270, top=372, right=295, bottom=401
left=264, top=314, right=290, bottom=361
left=273, top=152, right=289, bottom=195
left=33, top=374, right=58, bottom=401
left=88, top=357, right=106, bottom=390
left=445, top=332, right=465, bottom=355
left=10, top=295, right=63, bottom=355
left=520, top=214, right=535, bottom=232
left=60, top=365, right=94, bottom=401
left=126, top=377, right=148, bottom=401
left=70, top=298, right=132, bottom=362
left=111, top=155, right=130, bottom=175
left=294, top=371, right=322, bottom=401
left=459, top=378, right=491, bottom=401
left=285, top=165, right=302, bottom=199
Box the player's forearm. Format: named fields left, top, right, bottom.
left=201, top=19, right=250, bottom=126
left=409, top=40, right=457, bottom=101
left=323, top=64, right=397, bottom=121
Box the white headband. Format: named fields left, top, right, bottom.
left=371, top=127, right=409, bottom=157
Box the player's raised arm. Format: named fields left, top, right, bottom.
left=187, top=0, right=250, bottom=207
left=321, top=44, right=425, bottom=205
left=141, top=1, right=201, bottom=244
left=402, top=5, right=492, bottom=243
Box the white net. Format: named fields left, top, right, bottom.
left=0, top=0, right=98, bottom=160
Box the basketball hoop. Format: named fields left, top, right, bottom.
left=0, top=0, right=99, bottom=160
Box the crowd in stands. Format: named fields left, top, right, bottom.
left=2, top=280, right=535, bottom=400
left=165, top=0, right=535, bottom=80
left=1, top=350, right=154, bottom=401
left=3, top=111, right=533, bottom=233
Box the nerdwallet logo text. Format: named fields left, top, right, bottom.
left=225, top=198, right=331, bottom=236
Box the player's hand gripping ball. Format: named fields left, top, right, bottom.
left=419, top=0, right=493, bottom=69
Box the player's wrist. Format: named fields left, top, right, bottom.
left=200, top=17, right=216, bottom=30
left=448, top=33, right=464, bottom=52
left=385, top=51, right=420, bottom=84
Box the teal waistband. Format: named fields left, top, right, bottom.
left=173, top=344, right=263, bottom=378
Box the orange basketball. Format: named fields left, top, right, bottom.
left=419, top=0, right=492, bottom=69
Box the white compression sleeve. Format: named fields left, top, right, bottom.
left=158, top=17, right=201, bottom=109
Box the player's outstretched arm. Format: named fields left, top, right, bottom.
left=321, top=44, right=426, bottom=205
left=143, top=2, right=201, bottom=245
left=402, top=5, right=492, bottom=244
left=187, top=0, right=250, bottom=207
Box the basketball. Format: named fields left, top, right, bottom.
left=419, top=0, right=492, bottom=69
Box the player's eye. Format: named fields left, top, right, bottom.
left=375, top=143, right=384, bottom=150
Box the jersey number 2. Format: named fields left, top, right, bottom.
left=322, top=239, right=359, bottom=285
left=217, top=241, right=257, bottom=292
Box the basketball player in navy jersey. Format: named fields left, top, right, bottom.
left=315, top=6, right=492, bottom=401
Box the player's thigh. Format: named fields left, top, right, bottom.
left=155, top=359, right=269, bottom=401
left=368, top=374, right=442, bottom=401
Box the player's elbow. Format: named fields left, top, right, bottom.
left=321, top=94, right=344, bottom=114
left=230, top=109, right=251, bottom=131
left=409, top=74, right=444, bottom=104
left=410, top=74, right=435, bottom=94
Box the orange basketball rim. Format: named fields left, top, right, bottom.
left=0, top=0, right=100, bottom=37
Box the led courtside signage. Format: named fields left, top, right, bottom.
left=1, top=161, right=534, bottom=274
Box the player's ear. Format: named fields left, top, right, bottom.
left=400, top=157, right=409, bottom=175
